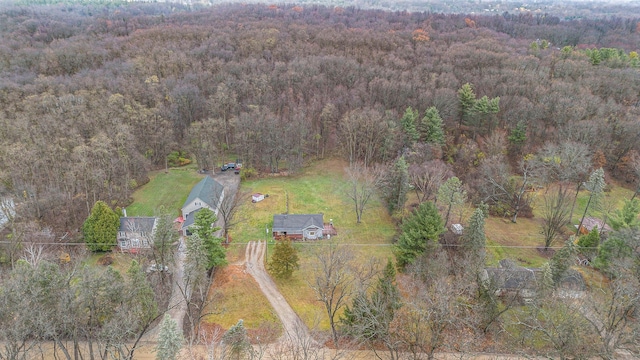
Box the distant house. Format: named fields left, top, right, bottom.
left=181, top=176, right=225, bottom=235
left=118, top=217, right=157, bottom=252
left=252, top=193, right=265, bottom=203
left=272, top=214, right=332, bottom=240
left=482, top=259, right=585, bottom=302
left=576, top=217, right=612, bottom=235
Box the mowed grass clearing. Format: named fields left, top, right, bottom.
left=205, top=159, right=396, bottom=331
left=126, top=166, right=204, bottom=217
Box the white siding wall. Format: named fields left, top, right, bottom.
left=182, top=198, right=213, bottom=218
left=303, top=226, right=322, bottom=240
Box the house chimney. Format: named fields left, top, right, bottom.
left=123, top=208, right=127, bottom=217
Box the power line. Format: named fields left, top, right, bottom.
left=0, top=241, right=597, bottom=250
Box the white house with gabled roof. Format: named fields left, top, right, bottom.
left=181, top=176, right=225, bottom=235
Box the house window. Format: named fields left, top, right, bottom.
left=132, top=239, right=140, bottom=248
left=308, top=231, right=315, bottom=236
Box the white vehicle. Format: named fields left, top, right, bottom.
left=148, top=263, right=169, bottom=272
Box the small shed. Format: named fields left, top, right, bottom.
left=451, top=223, right=464, bottom=235
left=252, top=193, right=265, bottom=203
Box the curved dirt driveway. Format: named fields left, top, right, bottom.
left=245, top=241, right=313, bottom=344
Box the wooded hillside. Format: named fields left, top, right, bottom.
left=1, top=3, right=639, bottom=232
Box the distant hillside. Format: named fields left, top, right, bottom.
left=3, top=0, right=640, bottom=19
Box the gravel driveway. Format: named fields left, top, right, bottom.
left=245, top=241, right=313, bottom=344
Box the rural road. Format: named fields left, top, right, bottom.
left=143, top=237, right=187, bottom=341
left=146, top=170, right=240, bottom=341
left=245, top=241, right=314, bottom=344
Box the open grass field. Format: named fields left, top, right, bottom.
left=204, top=159, right=396, bottom=331
left=231, top=159, right=396, bottom=245
left=126, top=166, right=204, bottom=217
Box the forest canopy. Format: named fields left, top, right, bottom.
left=0, top=2, right=639, bottom=232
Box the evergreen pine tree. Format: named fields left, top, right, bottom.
left=82, top=200, right=120, bottom=252
left=577, top=228, right=600, bottom=260
left=268, top=238, right=300, bottom=279
left=394, top=202, right=444, bottom=269
left=400, top=107, right=420, bottom=148
left=549, top=238, right=577, bottom=284
left=156, top=314, right=183, bottom=360
left=381, top=156, right=410, bottom=215
left=418, top=106, right=445, bottom=145
left=193, top=208, right=226, bottom=270
left=465, top=207, right=486, bottom=259
left=576, top=168, right=605, bottom=236
left=222, top=319, right=251, bottom=359
left=608, top=198, right=640, bottom=231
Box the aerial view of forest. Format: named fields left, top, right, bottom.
left=0, top=0, right=639, bottom=359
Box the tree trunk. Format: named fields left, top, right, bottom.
left=576, top=194, right=593, bottom=236
left=569, top=183, right=582, bottom=223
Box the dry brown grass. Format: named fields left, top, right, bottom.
left=202, top=264, right=281, bottom=332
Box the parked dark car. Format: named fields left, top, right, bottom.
left=221, top=162, right=236, bottom=171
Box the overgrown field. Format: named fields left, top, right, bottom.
left=485, top=183, right=634, bottom=268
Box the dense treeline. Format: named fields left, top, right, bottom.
left=0, top=3, right=639, bottom=234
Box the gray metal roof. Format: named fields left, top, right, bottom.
left=181, top=208, right=202, bottom=230
left=182, top=176, right=224, bottom=210
left=272, top=214, right=324, bottom=233
left=119, top=217, right=157, bottom=233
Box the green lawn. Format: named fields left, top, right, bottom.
left=208, top=159, right=396, bottom=331
left=85, top=252, right=138, bottom=275
left=572, top=184, right=634, bottom=227
left=231, top=159, right=396, bottom=245
left=126, top=167, right=204, bottom=217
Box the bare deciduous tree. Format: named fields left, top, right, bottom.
left=540, top=187, right=571, bottom=249
left=216, top=188, right=249, bottom=243
left=580, top=273, right=640, bottom=358
left=408, top=160, right=453, bottom=204
left=510, top=297, right=597, bottom=359
left=478, top=155, right=535, bottom=223
left=307, top=242, right=356, bottom=346
left=397, top=252, right=461, bottom=360
left=345, top=163, right=382, bottom=224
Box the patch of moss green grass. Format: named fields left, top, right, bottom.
left=571, top=184, right=633, bottom=227
left=126, top=166, right=203, bottom=217
left=485, top=216, right=548, bottom=268
left=86, top=252, right=136, bottom=275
